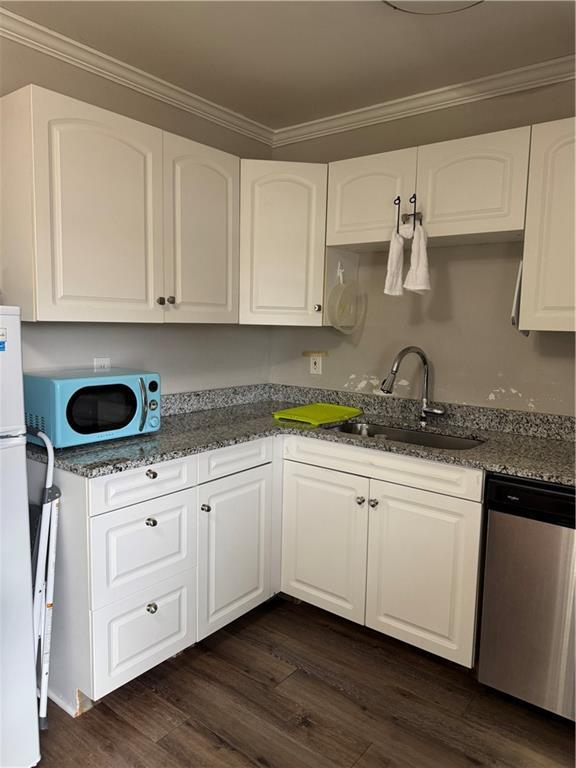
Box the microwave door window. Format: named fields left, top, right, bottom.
left=66, top=385, right=138, bottom=434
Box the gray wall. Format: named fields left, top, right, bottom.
left=270, top=242, right=575, bottom=416
left=272, top=82, right=576, bottom=162
left=0, top=39, right=271, bottom=158
left=21, top=323, right=271, bottom=395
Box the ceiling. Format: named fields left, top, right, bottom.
left=2, top=1, right=575, bottom=128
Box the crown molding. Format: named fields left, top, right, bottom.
left=0, top=8, right=274, bottom=146
left=272, top=55, right=576, bottom=147
left=1, top=8, right=574, bottom=150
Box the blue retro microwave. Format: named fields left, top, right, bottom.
left=24, top=368, right=161, bottom=448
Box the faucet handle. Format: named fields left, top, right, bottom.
left=423, top=405, right=445, bottom=416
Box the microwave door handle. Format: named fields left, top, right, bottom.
left=138, top=377, right=148, bottom=431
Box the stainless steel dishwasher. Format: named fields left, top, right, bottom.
left=478, top=474, right=575, bottom=719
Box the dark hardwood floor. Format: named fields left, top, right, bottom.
left=39, top=597, right=574, bottom=768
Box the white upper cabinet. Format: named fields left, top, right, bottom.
left=365, top=480, right=482, bottom=667
left=282, top=461, right=369, bottom=623
left=326, top=148, right=417, bottom=246
left=417, top=127, right=530, bottom=241
left=520, top=118, right=575, bottom=332
left=163, top=133, right=239, bottom=323
left=239, top=160, right=327, bottom=325
left=1, top=86, right=165, bottom=322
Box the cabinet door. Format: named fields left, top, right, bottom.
left=520, top=118, right=575, bottom=332
left=417, top=127, right=530, bottom=240
left=197, top=464, right=272, bottom=640
left=366, top=480, right=482, bottom=666
left=239, top=160, right=327, bottom=325
left=31, top=87, right=164, bottom=322
left=163, top=133, right=239, bottom=323
left=326, top=148, right=417, bottom=246
left=282, top=461, right=369, bottom=623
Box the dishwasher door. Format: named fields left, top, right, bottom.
left=478, top=477, right=575, bottom=720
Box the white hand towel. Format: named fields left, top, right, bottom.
left=404, top=222, right=430, bottom=293
left=384, top=228, right=405, bottom=295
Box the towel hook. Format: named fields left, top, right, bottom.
left=409, top=193, right=417, bottom=232
left=394, top=196, right=401, bottom=234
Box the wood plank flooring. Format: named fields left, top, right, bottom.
left=39, top=597, right=574, bottom=768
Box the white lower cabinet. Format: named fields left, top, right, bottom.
left=281, top=441, right=483, bottom=667
left=197, top=464, right=273, bottom=640
left=365, top=480, right=482, bottom=667
left=92, top=570, right=196, bottom=700
left=282, top=462, right=369, bottom=623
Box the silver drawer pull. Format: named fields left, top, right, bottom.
left=146, top=469, right=158, bottom=479
left=146, top=602, right=158, bottom=614
left=201, top=504, right=211, bottom=513
left=145, top=517, right=158, bottom=527
left=355, top=496, right=366, bottom=506
left=369, top=498, right=379, bottom=508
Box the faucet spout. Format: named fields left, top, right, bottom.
left=380, top=346, right=445, bottom=426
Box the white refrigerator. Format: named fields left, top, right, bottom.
left=0, top=306, right=40, bottom=768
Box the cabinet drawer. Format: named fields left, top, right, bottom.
left=90, top=488, right=197, bottom=609
left=198, top=438, right=273, bottom=484
left=283, top=436, right=483, bottom=502
left=91, top=570, right=196, bottom=700
left=90, top=455, right=198, bottom=516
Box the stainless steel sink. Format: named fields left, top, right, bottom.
left=332, top=422, right=483, bottom=450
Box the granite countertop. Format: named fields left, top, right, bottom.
left=27, top=400, right=575, bottom=486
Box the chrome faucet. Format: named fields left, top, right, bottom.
left=381, top=346, right=445, bottom=427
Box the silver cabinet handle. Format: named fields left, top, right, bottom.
left=355, top=496, right=366, bottom=506
left=146, top=469, right=158, bottom=479
left=313, top=304, right=322, bottom=312
left=146, top=602, right=158, bottom=614
left=145, top=517, right=158, bottom=527
left=157, top=296, right=166, bottom=305
left=369, top=499, right=379, bottom=508
left=167, top=296, right=176, bottom=304
left=201, top=504, right=211, bottom=513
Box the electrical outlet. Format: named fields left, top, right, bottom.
left=309, top=354, right=323, bottom=375
left=93, top=357, right=111, bottom=371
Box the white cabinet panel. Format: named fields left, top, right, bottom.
left=92, top=569, right=196, bottom=700
left=90, top=488, right=197, bottom=609
left=30, top=87, right=165, bottom=322
left=239, top=160, right=327, bottom=325
left=366, top=480, right=482, bottom=666
left=163, top=133, right=239, bottom=323
left=197, top=464, right=272, bottom=640
left=283, top=436, right=483, bottom=502
left=327, top=148, right=417, bottom=246
left=90, top=455, right=199, bottom=516
left=520, top=118, right=575, bottom=332
left=417, top=127, right=530, bottom=240
left=282, top=462, right=369, bottom=623
left=198, top=437, right=273, bottom=484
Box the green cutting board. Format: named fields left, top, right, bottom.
left=273, top=403, right=362, bottom=427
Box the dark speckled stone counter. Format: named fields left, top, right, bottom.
left=27, top=400, right=575, bottom=486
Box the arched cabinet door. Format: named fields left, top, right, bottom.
left=163, top=133, right=239, bottom=323
left=520, top=118, right=575, bottom=332
left=416, top=127, right=530, bottom=241
left=327, top=148, right=417, bottom=246
left=31, top=87, right=164, bottom=322
left=239, top=160, right=327, bottom=326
